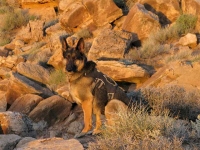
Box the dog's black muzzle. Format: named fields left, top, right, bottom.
left=66, top=60, right=77, bottom=72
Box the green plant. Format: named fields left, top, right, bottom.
left=48, top=69, right=66, bottom=87
left=174, top=14, right=198, bottom=35
left=88, top=106, right=185, bottom=150
left=0, top=35, right=10, bottom=46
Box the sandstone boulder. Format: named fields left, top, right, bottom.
left=59, top=2, right=90, bottom=30
left=138, top=0, right=180, bottom=25
left=29, top=95, right=72, bottom=126
left=122, top=3, right=161, bottom=42
left=8, top=94, right=43, bottom=115
left=88, top=29, right=134, bottom=60
left=16, top=62, right=50, bottom=85
left=16, top=20, right=44, bottom=43
left=178, top=33, right=197, bottom=48
left=140, top=61, right=200, bottom=91
left=182, top=0, right=200, bottom=31
left=6, top=72, right=54, bottom=105
left=0, top=134, right=21, bottom=150
left=96, top=61, right=150, bottom=85
left=0, top=55, right=24, bottom=70
left=59, top=0, right=123, bottom=31
left=28, top=7, right=57, bottom=22
left=0, top=111, right=36, bottom=137
left=83, top=0, right=123, bottom=26
left=15, top=138, right=84, bottom=150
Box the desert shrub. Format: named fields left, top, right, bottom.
left=48, top=69, right=66, bottom=87
left=139, top=85, right=200, bottom=120
left=132, top=14, right=197, bottom=61
left=175, top=14, right=198, bottom=35
left=88, top=106, right=185, bottom=150
left=0, top=32, right=11, bottom=46
left=2, top=8, right=30, bottom=31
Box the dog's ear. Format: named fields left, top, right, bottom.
left=76, top=38, right=84, bottom=53
left=60, top=36, right=69, bottom=52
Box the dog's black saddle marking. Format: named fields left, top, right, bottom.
left=83, top=61, right=124, bottom=100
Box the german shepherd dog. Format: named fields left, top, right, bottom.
left=61, top=36, right=133, bottom=137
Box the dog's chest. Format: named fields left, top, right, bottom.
left=68, top=76, right=93, bottom=104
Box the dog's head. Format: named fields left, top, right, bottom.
left=61, top=36, right=87, bottom=73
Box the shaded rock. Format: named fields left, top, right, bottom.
left=0, top=111, right=36, bottom=137
left=0, top=92, right=7, bottom=112
left=15, top=138, right=84, bottom=150
left=16, top=62, right=50, bottom=85
left=8, top=94, right=43, bottom=115
left=88, top=29, right=133, bottom=60
left=0, top=48, right=10, bottom=57
left=6, top=72, right=54, bottom=105
left=122, top=3, right=160, bottom=42
left=29, top=95, right=72, bottom=126
left=0, top=134, right=21, bottom=150
left=178, top=33, right=197, bottom=48
left=96, top=60, right=150, bottom=85
left=182, top=0, right=200, bottom=31
left=138, top=0, right=180, bottom=25
left=16, top=137, right=36, bottom=149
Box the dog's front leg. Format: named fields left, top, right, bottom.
left=74, top=99, right=93, bottom=138
left=81, top=99, right=93, bottom=133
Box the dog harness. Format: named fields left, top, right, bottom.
left=83, top=62, right=125, bottom=100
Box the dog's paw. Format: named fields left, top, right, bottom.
left=92, top=129, right=101, bottom=135
left=74, top=131, right=93, bottom=138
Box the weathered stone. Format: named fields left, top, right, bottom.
left=0, top=134, right=21, bottom=150
left=182, top=0, right=200, bottom=31
left=96, top=61, right=150, bottom=84
left=8, top=94, right=43, bottom=115
left=138, top=0, right=180, bottom=25
left=88, top=29, right=133, bottom=60
left=122, top=3, right=161, bottom=42
left=6, top=72, right=54, bottom=105
left=45, top=23, right=63, bottom=35
left=29, top=20, right=44, bottom=42
left=29, top=95, right=72, bottom=126
left=15, top=138, right=84, bottom=150
left=59, top=0, right=81, bottom=11
left=0, top=67, right=12, bottom=80
left=59, top=2, right=90, bottom=29
left=0, top=111, right=36, bottom=137
left=0, top=55, right=25, bottom=70
left=140, top=61, right=200, bottom=91
left=16, top=137, right=36, bottom=149
left=28, top=7, right=57, bottom=22
left=83, top=0, right=123, bottom=26
left=15, top=25, right=32, bottom=43
left=178, top=33, right=197, bottom=48
left=16, top=62, right=50, bottom=84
